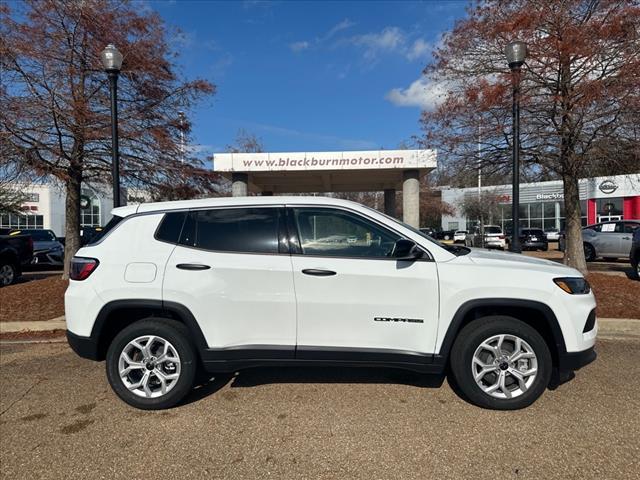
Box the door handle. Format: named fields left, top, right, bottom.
left=176, top=263, right=211, bottom=271
left=302, top=268, right=336, bottom=277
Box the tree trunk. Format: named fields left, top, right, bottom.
left=562, top=172, right=587, bottom=275
left=62, top=168, right=82, bottom=279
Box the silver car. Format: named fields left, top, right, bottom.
left=561, top=221, right=640, bottom=261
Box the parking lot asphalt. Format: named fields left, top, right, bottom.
left=1, top=339, right=639, bottom=480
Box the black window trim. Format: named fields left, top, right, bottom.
left=284, top=204, right=434, bottom=262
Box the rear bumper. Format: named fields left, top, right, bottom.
left=66, top=330, right=100, bottom=361
left=558, top=346, right=596, bottom=375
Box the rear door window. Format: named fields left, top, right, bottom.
left=179, top=208, right=282, bottom=254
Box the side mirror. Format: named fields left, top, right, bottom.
left=391, top=239, right=424, bottom=261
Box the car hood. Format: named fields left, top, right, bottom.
left=464, top=248, right=582, bottom=276
left=33, top=240, right=63, bottom=251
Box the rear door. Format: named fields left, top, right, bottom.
left=162, top=206, right=297, bottom=355
left=287, top=206, right=440, bottom=361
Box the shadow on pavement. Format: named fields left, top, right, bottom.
left=181, top=367, right=446, bottom=406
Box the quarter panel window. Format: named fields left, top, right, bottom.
left=181, top=208, right=280, bottom=254
left=292, top=208, right=400, bottom=258
left=155, top=212, right=186, bottom=244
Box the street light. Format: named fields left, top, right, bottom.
left=505, top=40, right=527, bottom=253
left=178, top=111, right=186, bottom=164
left=101, top=44, right=123, bottom=207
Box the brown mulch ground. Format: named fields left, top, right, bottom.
left=0, top=277, right=68, bottom=322
left=0, top=271, right=637, bottom=327
left=0, top=329, right=66, bottom=341
left=587, top=273, right=640, bottom=319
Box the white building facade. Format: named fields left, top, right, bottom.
left=0, top=183, right=118, bottom=237
left=441, top=174, right=640, bottom=232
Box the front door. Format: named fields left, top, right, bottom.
left=162, top=207, right=297, bottom=354
left=287, top=206, right=440, bottom=361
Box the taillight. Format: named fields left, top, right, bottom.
left=70, top=257, right=99, bottom=280
left=499, top=235, right=505, bottom=239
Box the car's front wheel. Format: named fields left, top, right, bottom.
left=106, top=319, right=197, bottom=410
left=450, top=316, right=552, bottom=410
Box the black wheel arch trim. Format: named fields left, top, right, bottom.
left=85, top=299, right=210, bottom=361
left=434, top=298, right=567, bottom=366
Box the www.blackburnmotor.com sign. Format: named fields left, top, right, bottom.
left=213, top=149, right=436, bottom=172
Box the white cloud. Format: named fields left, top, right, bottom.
left=351, top=27, right=405, bottom=61
left=386, top=77, right=449, bottom=110
left=289, top=41, right=310, bottom=53
left=406, top=38, right=431, bottom=61
left=322, top=19, right=356, bottom=41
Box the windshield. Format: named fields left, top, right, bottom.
left=362, top=206, right=470, bottom=256
left=484, top=226, right=502, bottom=234
left=21, top=229, right=57, bottom=241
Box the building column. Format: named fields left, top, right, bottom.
left=402, top=169, right=420, bottom=228
left=231, top=172, right=248, bottom=197
left=383, top=189, right=396, bottom=217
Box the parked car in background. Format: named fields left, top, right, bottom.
left=436, top=230, right=455, bottom=241
left=0, top=231, right=34, bottom=286
left=559, top=221, right=640, bottom=261
left=11, top=229, right=64, bottom=267
left=453, top=230, right=467, bottom=243
left=483, top=225, right=506, bottom=250
left=544, top=228, right=560, bottom=242
left=630, top=227, right=640, bottom=280
left=419, top=227, right=436, bottom=238
left=520, top=228, right=549, bottom=251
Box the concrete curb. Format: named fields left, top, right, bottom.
left=1, top=316, right=639, bottom=338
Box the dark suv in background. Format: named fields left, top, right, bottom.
left=520, top=228, right=549, bottom=251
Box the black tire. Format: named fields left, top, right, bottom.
left=584, top=243, right=596, bottom=262
left=449, top=316, right=552, bottom=410
left=106, top=318, right=197, bottom=410
left=542, top=245, right=548, bottom=252
left=0, top=261, right=17, bottom=287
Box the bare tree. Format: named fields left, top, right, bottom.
left=1, top=0, right=217, bottom=276
left=226, top=129, right=264, bottom=153
left=420, top=0, right=640, bottom=273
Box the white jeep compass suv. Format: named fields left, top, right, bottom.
left=66, top=197, right=597, bottom=410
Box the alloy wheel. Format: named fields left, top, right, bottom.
left=118, top=335, right=181, bottom=398
left=472, top=334, right=538, bottom=400
left=0, top=265, right=15, bottom=286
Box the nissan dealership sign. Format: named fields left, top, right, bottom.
left=213, top=149, right=436, bottom=172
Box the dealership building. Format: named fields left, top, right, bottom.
left=440, top=174, right=640, bottom=232
left=0, top=183, right=147, bottom=237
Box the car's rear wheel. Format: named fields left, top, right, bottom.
left=106, top=319, right=197, bottom=410
left=450, top=316, right=552, bottom=410
left=584, top=243, right=596, bottom=262
left=0, top=262, right=17, bottom=287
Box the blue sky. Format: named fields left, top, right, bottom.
left=151, top=0, right=468, bottom=157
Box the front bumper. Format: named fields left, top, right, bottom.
left=558, top=346, right=596, bottom=375
left=32, top=250, right=64, bottom=266
left=67, top=330, right=101, bottom=360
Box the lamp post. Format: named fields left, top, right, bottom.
left=505, top=40, right=527, bottom=253
left=178, top=111, right=186, bottom=164
left=100, top=44, right=124, bottom=207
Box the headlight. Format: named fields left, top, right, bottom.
left=553, top=277, right=591, bottom=294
